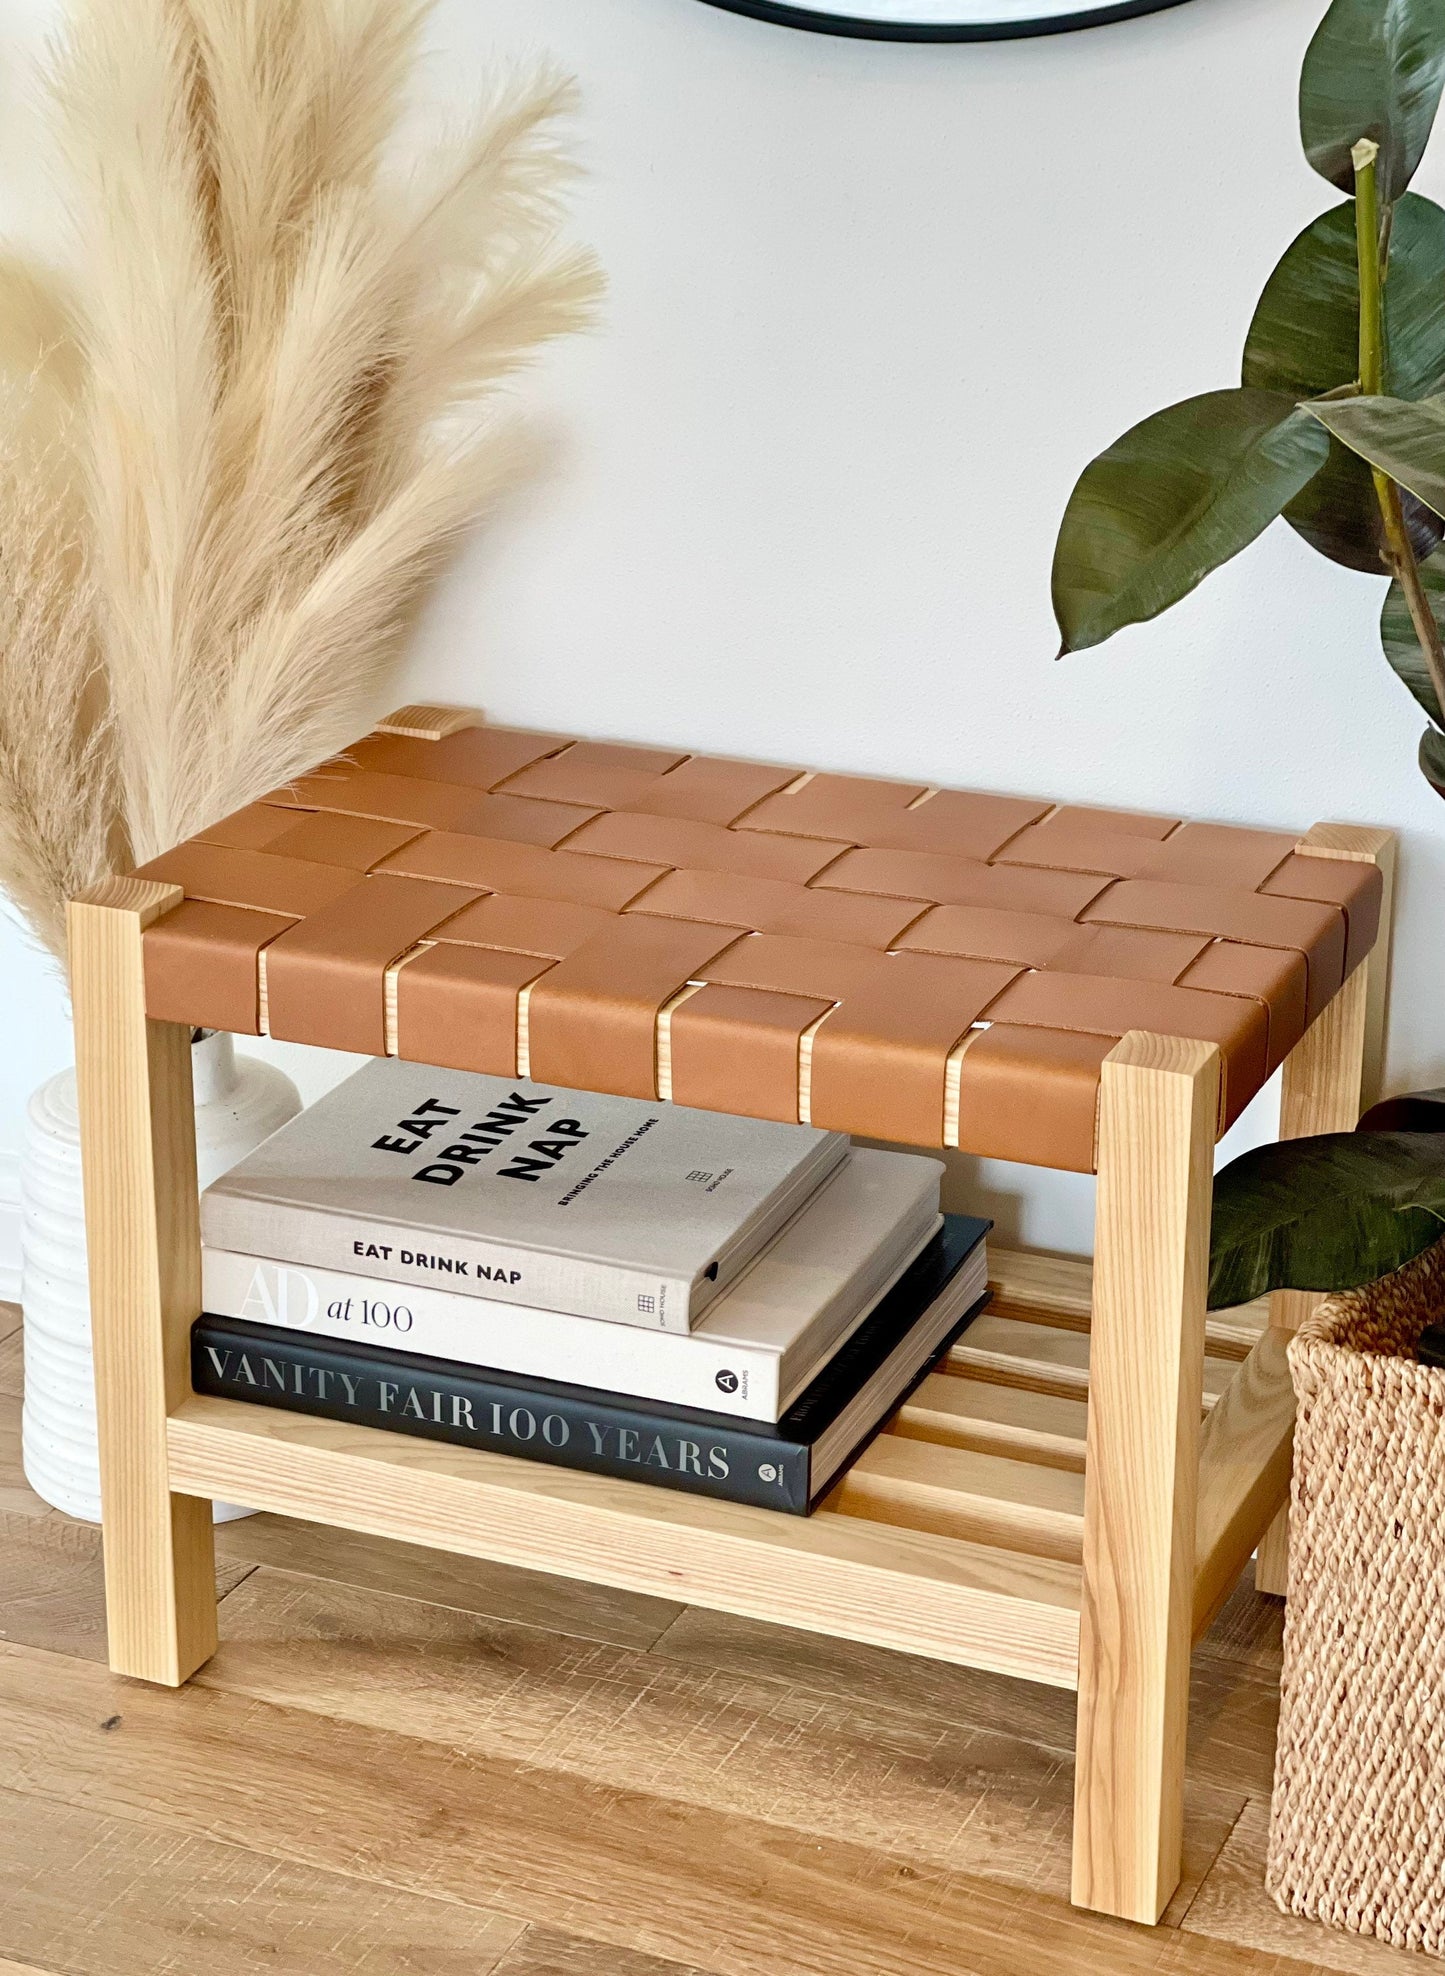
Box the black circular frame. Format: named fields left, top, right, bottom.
left=695, top=0, right=1194, bottom=38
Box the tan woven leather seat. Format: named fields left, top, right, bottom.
left=135, top=708, right=1382, bottom=1173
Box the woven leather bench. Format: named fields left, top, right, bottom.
left=69, top=703, right=1394, bottom=1926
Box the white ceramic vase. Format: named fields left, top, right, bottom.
left=20, top=1029, right=301, bottom=1522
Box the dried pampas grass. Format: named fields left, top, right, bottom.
left=0, top=0, right=600, bottom=963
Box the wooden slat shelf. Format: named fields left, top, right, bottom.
left=163, top=1245, right=1292, bottom=1698
left=167, top=1396, right=1087, bottom=1691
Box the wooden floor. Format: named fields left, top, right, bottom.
left=0, top=1301, right=1418, bottom=1976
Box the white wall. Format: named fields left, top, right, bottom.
left=6, top=0, right=1444, bottom=1265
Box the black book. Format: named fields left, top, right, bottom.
left=192, top=1214, right=990, bottom=1514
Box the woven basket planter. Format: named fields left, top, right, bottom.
left=1267, top=1235, right=1445, bottom=1955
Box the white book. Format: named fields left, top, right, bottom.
left=201, top=1058, right=848, bottom=1333
left=201, top=1148, right=945, bottom=1422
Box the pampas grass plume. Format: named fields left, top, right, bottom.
left=0, top=0, right=600, bottom=962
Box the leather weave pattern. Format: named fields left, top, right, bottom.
left=136, top=714, right=1382, bottom=1172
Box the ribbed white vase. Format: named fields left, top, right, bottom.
left=20, top=1029, right=301, bottom=1522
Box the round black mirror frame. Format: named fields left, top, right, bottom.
left=695, top=0, right=1196, bottom=38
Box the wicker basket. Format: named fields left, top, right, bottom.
left=1267, top=1236, right=1445, bottom=1955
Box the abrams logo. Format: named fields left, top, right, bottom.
left=372, top=1090, right=590, bottom=1187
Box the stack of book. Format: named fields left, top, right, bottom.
left=192, top=1060, right=989, bottom=1513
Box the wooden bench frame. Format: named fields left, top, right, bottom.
left=68, top=813, right=1394, bottom=1929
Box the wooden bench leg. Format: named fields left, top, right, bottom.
left=70, top=878, right=218, bottom=1686
left=1071, top=1032, right=1219, bottom=1924
left=1257, top=823, right=1395, bottom=1596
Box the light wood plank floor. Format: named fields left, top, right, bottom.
left=0, top=1304, right=1417, bottom=1976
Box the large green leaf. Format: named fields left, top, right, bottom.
left=1380, top=552, right=1445, bottom=722
left=1246, top=196, right=1445, bottom=400
left=1244, top=196, right=1445, bottom=570
left=1053, top=390, right=1330, bottom=654
left=1309, top=392, right=1445, bottom=518
left=1300, top=0, right=1445, bottom=203
left=1208, top=1130, right=1445, bottom=1309
left=1421, top=721, right=1445, bottom=796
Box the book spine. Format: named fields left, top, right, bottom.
left=200, top=1196, right=696, bottom=1331
left=192, top=1319, right=812, bottom=1513
left=200, top=1250, right=785, bottom=1419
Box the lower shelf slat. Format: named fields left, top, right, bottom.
left=837, top=1431, right=1085, bottom=1561
left=986, top=1246, right=1269, bottom=1362
left=894, top=1373, right=1088, bottom=1471
left=945, top=1311, right=1237, bottom=1408
left=167, top=1395, right=1083, bottom=1688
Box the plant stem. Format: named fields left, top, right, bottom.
left=1353, top=136, right=1445, bottom=722
left=1354, top=139, right=1384, bottom=395
left=1382, top=483, right=1445, bottom=718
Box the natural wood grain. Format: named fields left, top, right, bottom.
left=942, top=1027, right=983, bottom=1147
left=1271, top=970, right=1370, bottom=1333
left=1261, top=824, right=1394, bottom=1593
left=1182, top=1796, right=1420, bottom=1973
left=0, top=1394, right=253, bottom=1657
left=986, top=1253, right=1266, bottom=1362
left=1200, top=1302, right=1275, bottom=1363
left=1296, top=821, right=1396, bottom=1116
left=383, top=940, right=433, bottom=1056
left=167, top=1395, right=1084, bottom=1688
left=1271, top=826, right=1394, bottom=1336
left=199, top=1565, right=1242, bottom=1914
left=654, top=980, right=705, bottom=1100
left=0, top=1777, right=523, bottom=1975
left=1073, top=1032, right=1219, bottom=1925
left=650, top=1597, right=1284, bottom=1802
left=947, top=1312, right=1236, bottom=1409
left=1192, top=1333, right=1295, bottom=1640
left=1296, top=819, right=1398, bottom=862
left=167, top=1399, right=1083, bottom=1691
left=894, top=1373, right=1088, bottom=1470
left=835, top=1431, right=1086, bottom=1560
left=0, top=1393, right=70, bottom=1542
left=652, top=1596, right=1077, bottom=1751
left=0, top=1513, right=248, bottom=1664
left=68, top=878, right=216, bottom=1686
left=0, top=1302, right=19, bottom=1347
left=1194, top=1563, right=1286, bottom=1681
left=947, top=1311, right=1094, bottom=1394
left=0, top=1393, right=141, bottom=1586
left=504, top=1931, right=709, bottom=1976
left=987, top=1248, right=1094, bottom=1323
left=494, top=1930, right=703, bottom=1976
left=0, top=1328, right=21, bottom=1399
left=1250, top=1518, right=1292, bottom=1608
left=374, top=703, right=483, bottom=740
left=0, top=1640, right=1291, bottom=1976
left=214, top=1511, right=683, bottom=1650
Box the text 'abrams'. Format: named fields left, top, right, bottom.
left=372, top=1090, right=591, bottom=1187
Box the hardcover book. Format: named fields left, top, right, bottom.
left=201, top=1058, right=848, bottom=1331
left=192, top=1215, right=990, bottom=1514
left=200, top=1148, right=945, bottom=1421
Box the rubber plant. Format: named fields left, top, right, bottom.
left=1050, top=0, right=1445, bottom=1310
